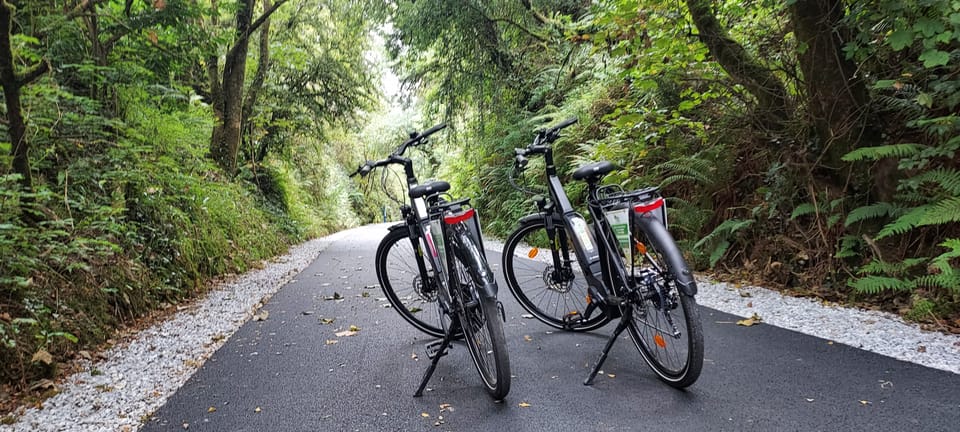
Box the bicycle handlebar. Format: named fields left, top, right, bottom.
left=350, top=123, right=447, bottom=178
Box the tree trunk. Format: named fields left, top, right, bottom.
left=789, top=0, right=884, bottom=192
left=685, top=0, right=791, bottom=130
left=208, top=0, right=285, bottom=175
left=1, top=1, right=38, bottom=192
left=241, top=0, right=272, bottom=165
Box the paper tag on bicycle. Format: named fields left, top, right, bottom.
left=429, top=220, right=447, bottom=271
left=568, top=215, right=595, bottom=253
left=605, top=207, right=631, bottom=257
left=413, top=197, right=428, bottom=221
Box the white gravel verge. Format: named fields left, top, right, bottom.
left=1, top=228, right=957, bottom=432
left=1, top=230, right=349, bottom=432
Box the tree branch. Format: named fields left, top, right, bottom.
left=18, top=61, right=49, bottom=86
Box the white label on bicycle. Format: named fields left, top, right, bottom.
left=430, top=220, right=447, bottom=271
left=414, top=197, right=428, bottom=221
left=605, top=207, right=631, bottom=257
left=568, top=216, right=595, bottom=252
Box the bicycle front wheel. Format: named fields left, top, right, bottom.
left=502, top=218, right=609, bottom=331
left=450, top=228, right=510, bottom=400
left=626, top=217, right=704, bottom=388
left=376, top=227, right=452, bottom=338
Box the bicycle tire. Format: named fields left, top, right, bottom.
left=502, top=218, right=610, bottom=331
left=376, top=227, right=460, bottom=338
left=625, top=217, right=704, bottom=388
left=450, top=227, right=511, bottom=400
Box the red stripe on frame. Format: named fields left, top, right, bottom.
left=444, top=208, right=476, bottom=225
left=633, top=198, right=664, bottom=214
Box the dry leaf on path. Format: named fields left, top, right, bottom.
left=518, top=402, right=531, bottom=408
left=736, top=313, right=762, bottom=327
left=335, top=330, right=358, bottom=337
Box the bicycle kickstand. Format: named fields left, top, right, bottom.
left=584, top=312, right=631, bottom=386
left=414, top=320, right=460, bottom=397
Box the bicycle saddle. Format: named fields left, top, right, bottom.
left=410, top=180, right=451, bottom=198
left=572, top=161, right=616, bottom=182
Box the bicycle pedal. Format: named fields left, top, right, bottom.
left=562, top=311, right=584, bottom=329
left=425, top=339, right=450, bottom=359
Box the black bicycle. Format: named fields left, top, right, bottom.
left=502, top=118, right=703, bottom=388
left=351, top=124, right=510, bottom=400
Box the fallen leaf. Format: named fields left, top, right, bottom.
left=738, top=290, right=752, bottom=298
left=362, top=292, right=370, bottom=298
left=349, top=325, right=361, bottom=332
left=31, top=349, right=53, bottom=365
left=324, top=292, right=343, bottom=301
left=523, top=335, right=533, bottom=342
left=827, top=341, right=834, bottom=345
left=182, top=423, right=189, bottom=430
left=255, top=407, right=262, bottom=413
left=0, top=312, right=11, bottom=322
left=607, top=373, right=616, bottom=378
left=421, top=412, right=430, bottom=418
left=325, top=340, right=338, bottom=345
left=805, top=398, right=815, bottom=402
left=746, top=301, right=753, bottom=308
left=736, top=313, right=762, bottom=327
left=253, top=310, right=269, bottom=321
left=521, top=314, right=534, bottom=319
left=301, top=311, right=314, bottom=316
left=859, top=400, right=871, bottom=405
left=518, top=402, right=531, bottom=408
left=917, top=345, right=926, bottom=353
left=411, top=352, right=419, bottom=360
left=207, top=406, right=216, bottom=413
left=335, top=330, right=358, bottom=337
left=439, top=403, right=452, bottom=410
left=319, top=318, right=335, bottom=325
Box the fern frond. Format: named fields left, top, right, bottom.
left=909, top=168, right=960, bottom=195
left=790, top=203, right=816, bottom=220
left=844, top=202, right=898, bottom=226
left=849, top=275, right=916, bottom=294
left=919, top=197, right=960, bottom=226
left=655, top=156, right=714, bottom=186
left=708, top=240, right=731, bottom=268
left=835, top=235, right=862, bottom=259
left=842, top=143, right=923, bottom=162
left=876, top=205, right=929, bottom=239
left=694, top=218, right=754, bottom=250
left=859, top=257, right=927, bottom=275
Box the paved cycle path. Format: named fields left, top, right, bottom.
left=142, top=225, right=959, bottom=431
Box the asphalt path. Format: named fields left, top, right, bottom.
left=142, top=225, right=960, bottom=431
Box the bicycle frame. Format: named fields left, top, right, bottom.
left=532, top=146, right=632, bottom=311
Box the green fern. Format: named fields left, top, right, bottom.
left=919, top=197, right=960, bottom=226
left=841, top=143, right=923, bottom=162
left=790, top=202, right=816, bottom=220
left=848, top=275, right=916, bottom=294
left=694, top=218, right=755, bottom=268
left=656, top=156, right=714, bottom=187
left=908, top=168, right=960, bottom=195
left=844, top=202, right=898, bottom=226
left=835, top=235, right=862, bottom=259
left=859, top=257, right=926, bottom=275
left=876, top=205, right=929, bottom=239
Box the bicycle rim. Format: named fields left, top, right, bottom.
left=626, top=224, right=703, bottom=388
left=453, top=253, right=510, bottom=400
left=503, top=220, right=609, bottom=331
left=376, top=228, right=452, bottom=338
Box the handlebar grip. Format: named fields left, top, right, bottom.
left=551, top=117, right=578, bottom=132
left=420, top=123, right=447, bottom=138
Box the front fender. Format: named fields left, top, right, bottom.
left=449, top=226, right=499, bottom=300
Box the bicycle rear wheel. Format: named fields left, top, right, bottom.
left=625, top=217, right=703, bottom=388
left=376, top=227, right=457, bottom=338
left=502, top=219, right=609, bottom=331
left=450, top=228, right=510, bottom=400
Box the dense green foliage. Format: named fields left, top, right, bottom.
left=381, top=0, right=959, bottom=324
left=0, top=0, right=383, bottom=391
